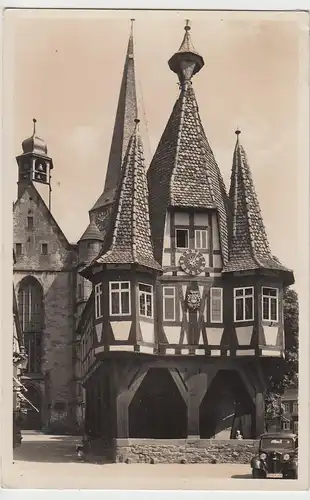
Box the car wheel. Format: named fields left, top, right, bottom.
left=252, top=469, right=265, bottom=479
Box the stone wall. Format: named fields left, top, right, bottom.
left=114, top=439, right=259, bottom=464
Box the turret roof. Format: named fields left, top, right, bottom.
left=223, top=131, right=293, bottom=283
left=88, top=119, right=161, bottom=272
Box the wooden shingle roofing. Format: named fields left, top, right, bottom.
left=91, top=119, right=161, bottom=271
left=223, top=132, right=294, bottom=282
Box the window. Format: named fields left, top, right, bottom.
left=163, top=286, right=176, bottom=321
left=283, top=402, right=290, bottom=413
left=282, top=421, right=291, bottom=431
left=234, top=287, right=254, bottom=322
left=94, top=283, right=103, bottom=319
left=262, top=287, right=278, bottom=322
left=15, top=243, right=22, bottom=257
left=293, top=421, right=298, bottom=434
left=293, top=402, right=298, bottom=414
left=210, top=288, right=223, bottom=323
left=109, top=281, right=131, bottom=316
left=175, top=229, right=189, bottom=249
left=27, top=216, right=33, bottom=229
left=17, top=276, right=44, bottom=373
left=195, top=229, right=208, bottom=249
left=139, top=283, right=153, bottom=318
left=41, top=243, right=48, bottom=255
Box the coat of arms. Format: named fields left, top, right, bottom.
left=186, top=289, right=201, bottom=310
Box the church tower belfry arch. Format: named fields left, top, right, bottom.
left=16, top=118, right=53, bottom=210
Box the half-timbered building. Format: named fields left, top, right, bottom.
left=77, top=20, right=294, bottom=453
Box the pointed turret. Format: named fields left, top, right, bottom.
left=90, top=19, right=138, bottom=223
left=83, top=119, right=161, bottom=276
left=223, top=130, right=294, bottom=285
left=148, top=22, right=231, bottom=264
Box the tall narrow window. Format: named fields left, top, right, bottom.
left=163, top=286, right=176, bottom=321
left=41, top=243, right=48, bottom=255
left=94, top=283, right=103, bottom=319
left=175, top=229, right=189, bottom=249
left=27, top=216, right=33, bottom=229
left=15, top=243, right=22, bottom=257
left=139, top=283, right=153, bottom=318
left=234, top=287, right=254, bottom=322
left=109, top=281, right=131, bottom=316
left=262, top=287, right=278, bottom=322
left=195, top=229, right=208, bottom=250
left=17, top=276, right=44, bottom=373
left=210, top=288, right=223, bottom=323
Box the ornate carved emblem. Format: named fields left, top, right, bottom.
left=186, top=289, right=201, bottom=311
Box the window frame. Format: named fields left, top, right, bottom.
left=109, top=281, right=131, bottom=317
left=195, top=229, right=208, bottom=250
left=262, top=286, right=279, bottom=322
left=234, top=286, right=254, bottom=322
left=163, top=286, right=176, bottom=322
left=41, top=243, right=48, bottom=256
left=138, top=282, right=154, bottom=319
left=282, top=421, right=291, bottom=431
left=210, top=287, right=223, bottom=324
left=175, top=228, right=189, bottom=249
left=94, top=283, right=103, bottom=319
left=27, top=216, right=34, bottom=229
left=15, top=243, right=22, bottom=257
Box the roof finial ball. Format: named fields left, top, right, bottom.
left=33, top=117, right=37, bottom=135
left=235, top=128, right=241, bottom=137
left=185, top=19, right=191, bottom=31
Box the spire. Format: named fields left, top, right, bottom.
left=168, top=20, right=204, bottom=84
left=91, top=19, right=138, bottom=213
left=87, top=118, right=161, bottom=271
left=148, top=23, right=230, bottom=264
left=223, top=131, right=293, bottom=283
left=21, top=118, right=49, bottom=157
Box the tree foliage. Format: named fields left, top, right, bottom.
left=264, top=287, right=299, bottom=424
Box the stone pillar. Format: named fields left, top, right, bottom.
left=255, top=391, right=265, bottom=437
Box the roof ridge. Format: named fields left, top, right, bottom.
left=170, top=84, right=187, bottom=205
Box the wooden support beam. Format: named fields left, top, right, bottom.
left=255, top=391, right=265, bottom=437
left=186, top=369, right=209, bottom=438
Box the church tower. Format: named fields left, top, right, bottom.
left=16, top=118, right=53, bottom=210
left=13, top=121, right=76, bottom=434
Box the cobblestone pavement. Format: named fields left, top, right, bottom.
left=4, top=433, right=297, bottom=490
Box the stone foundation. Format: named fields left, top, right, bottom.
left=114, top=439, right=259, bottom=464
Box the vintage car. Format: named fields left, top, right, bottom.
left=251, top=432, right=298, bottom=479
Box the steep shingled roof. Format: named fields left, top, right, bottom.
left=223, top=131, right=293, bottom=280
left=88, top=119, right=162, bottom=271
left=148, top=24, right=231, bottom=264
left=78, top=219, right=104, bottom=243
left=90, top=20, right=138, bottom=215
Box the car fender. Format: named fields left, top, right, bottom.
left=251, top=457, right=263, bottom=470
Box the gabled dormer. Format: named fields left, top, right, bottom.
left=81, top=119, right=162, bottom=356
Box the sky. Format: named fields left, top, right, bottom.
left=4, top=9, right=308, bottom=275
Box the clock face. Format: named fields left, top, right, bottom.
left=179, top=249, right=206, bottom=276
